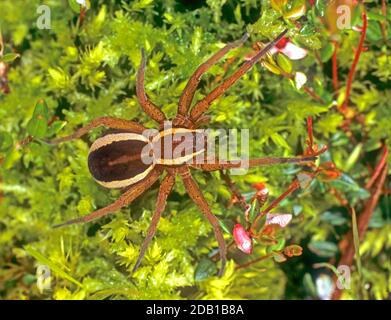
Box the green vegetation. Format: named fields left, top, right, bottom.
left=0, top=0, right=390, bottom=300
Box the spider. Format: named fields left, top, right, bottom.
left=48, top=29, right=316, bottom=276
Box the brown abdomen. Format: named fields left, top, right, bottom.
left=88, top=134, right=152, bottom=188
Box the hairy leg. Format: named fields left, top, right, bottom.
left=53, top=168, right=163, bottom=228
left=177, top=33, right=249, bottom=116
left=46, top=117, right=146, bottom=144
left=132, top=173, right=175, bottom=273
left=191, top=154, right=317, bottom=171
left=179, top=167, right=227, bottom=277
left=137, top=49, right=166, bottom=123
left=190, top=30, right=288, bottom=121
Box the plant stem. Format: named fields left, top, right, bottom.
left=235, top=253, right=272, bottom=270
left=380, top=0, right=388, bottom=43
left=332, top=146, right=388, bottom=300
left=340, top=9, right=368, bottom=114
left=250, top=179, right=300, bottom=231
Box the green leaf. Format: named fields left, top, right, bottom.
left=303, top=273, right=317, bottom=297
left=68, top=0, right=81, bottom=13
left=0, top=131, right=13, bottom=152
left=46, top=121, right=67, bottom=137
left=308, top=240, right=338, bottom=258
left=344, top=143, right=362, bottom=172
left=351, top=208, right=362, bottom=277
left=276, top=53, right=292, bottom=73
left=320, top=211, right=348, bottom=226
left=268, top=237, right=286, bottom=253
left=0, top=53, right=20, bottom=63
left=26, top=99, right=49, bottom=138
left=194, top=258, right=218, bottom=281
left=272, top=251, right=287, bottom=263
left=366, top=20, right=383, bottom=42
left=320, top=42, right=334, bottom=62
left=25, top=246, right=84, bottom=288
left=218, top=218, right=232, bottom=234
left=300, top=24, right=316, bottom=36
left=315, top=0, right=326, bottom=17
left=68, top=0, right=90, bottom=13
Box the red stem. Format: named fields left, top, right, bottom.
left=340, top=9, right=368, bottom=113
left=365, top=145, right=388, bottom=189
left=332, top=146, right=388, bottom=300
left=250, top=180, right=300, bottom=231
left=380, top=0, right=387, bottom=42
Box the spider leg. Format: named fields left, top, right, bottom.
left=137, top=49, right=166, bottom=124
left=191, top=154, right=316, bottom=171
left=52, top=168, right=163, bottom=228
left=132, top=173, right=175, bottom=273
left=45, top=117, right=146, bottom=144
left=177, top=33, right=249, bottom=117
left=178, top=167, right=227, bottom=277
left=190, top=29, right=288, bottom=121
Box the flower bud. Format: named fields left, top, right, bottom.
left=233, top=224, right=253, bottom=254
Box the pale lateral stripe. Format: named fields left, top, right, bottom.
left=152, top=128, right=204, bottom=143
left=156, top=148, right=205, bottom=165
left=95, top=164, right=155, bottom=189
left=90, top=133, right=150, bottom=153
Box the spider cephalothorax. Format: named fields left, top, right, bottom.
left=49, top=29, right=317, bottom=276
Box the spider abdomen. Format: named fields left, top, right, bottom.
left=88, top=133, right=154, bottom=189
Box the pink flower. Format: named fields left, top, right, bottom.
left=271, top=37, right=308, bottom=60
left=265, top=213, right=292, bottom=228
left=233, top=224, right=253, bottom=254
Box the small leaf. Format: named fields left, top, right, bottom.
left=194, top=259, right=217, bottom=281
left=26, top=99, right=49, bottom=138
left=297, top=172, right=314, bottom=190
left=46, top=121, right=67, bottom=137
left=0, top=131, right=13, bottom=152
left=351, top=208, right=362, bottom=277
left=270, top=0, right=288, bottom=12
left=320, top=42, right=335, bottom=62
left=272, top=251, right=287, bottom=263
left=68, top=0, right=90, bottom=13
left=284, top=244, right=303, bottom=257
left=300, top=24, right=316, bottom=36
left=320, top=211, right=348, bottom=226
left=262, top=60, right=282, bottom=75
left=218, top=218, right=233, bottom=235
left=276, top=53, right=292, bottom=73
left=25, top=246, right=84, bottom=288
left=344, top=143, right=362, bottom=172
left=315, top=0, right=326, bottom=16
left=0, top=53, right=20, bottom=63
left=267, top=237, right=286, bottom=252
left=284, top=4, right=306, bottom=20
left=308, top=240, right=338, bottom=258
left=303, top=273, right=317, bottom=298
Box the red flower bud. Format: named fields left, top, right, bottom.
left=233, top=224, right=253, bottom=254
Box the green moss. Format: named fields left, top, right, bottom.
left=0, top=0, right=390, bottom=300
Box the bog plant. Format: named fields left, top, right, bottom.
left=0, top=0, right=390, bottom=300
